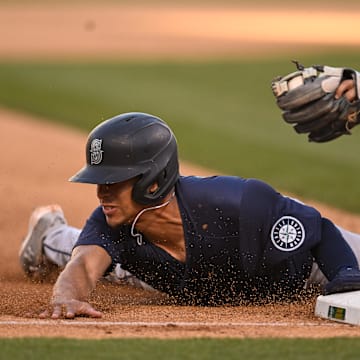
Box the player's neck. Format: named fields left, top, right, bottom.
left=136, top=196, right=186, bottom=262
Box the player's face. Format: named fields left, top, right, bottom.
left=97, top=178, right=144, bottom=227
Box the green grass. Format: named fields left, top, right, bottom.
left=2, top=52, right=360, bottom=212
left=1, top=338, right=360, bottom=359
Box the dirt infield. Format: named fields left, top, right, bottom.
left=2, top=3, right=360, bottom=338
left=1, top=3, right=360, bottom=60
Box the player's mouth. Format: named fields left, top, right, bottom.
left=101, top=205, right=117, bottom=216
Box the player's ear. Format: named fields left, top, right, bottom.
left=148, top=182, right=159, bottom=194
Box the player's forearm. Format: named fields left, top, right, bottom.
left=52, top=260, right=96, bottom=302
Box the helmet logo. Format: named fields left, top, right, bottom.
left=90, top=138, right=104, bottom=165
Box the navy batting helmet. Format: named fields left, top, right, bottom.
left=69, top=112, right=179, bottom=205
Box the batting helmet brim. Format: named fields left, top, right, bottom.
left=69, top=164, right=142, bottom=185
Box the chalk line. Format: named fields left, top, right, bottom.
left=0, top=320, right=341, bottom=327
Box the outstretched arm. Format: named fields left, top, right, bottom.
left=40, top=245, right=111, bottom=319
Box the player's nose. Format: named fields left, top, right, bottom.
left=97, top=184, right=111, bottom=198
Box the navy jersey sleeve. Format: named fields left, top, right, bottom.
left=239, top=178, right=321, bottom=262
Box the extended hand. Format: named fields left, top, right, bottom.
left=39, top=299, right=103, bottom=319
left=335, top=79, right=356, bottom=101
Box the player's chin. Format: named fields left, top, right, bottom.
left=105, top=216, right=122, bottom=228
left=104, top=213, right=130, bottom=228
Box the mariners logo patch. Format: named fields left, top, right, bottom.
left=271, top=216, right=305, bottom=252
left=90, top=138, right=104, bottom=165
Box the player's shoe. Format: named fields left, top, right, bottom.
left=19, top=204, right=66, bottom=278
left=324, top=267, right=360, bottom=295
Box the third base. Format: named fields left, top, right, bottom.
left=315, top=290, right=360, bottom=325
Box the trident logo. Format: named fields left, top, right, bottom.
left=90, top=138, right=104, bottom=165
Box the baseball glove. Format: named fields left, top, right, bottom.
left=271, top=61, right=360, bottom=142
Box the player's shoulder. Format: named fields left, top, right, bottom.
left=178, top=175, right=280, bottom=196
left=178, top=175, right=245, bottom=187
left=177, top=175, right=247, bottom=200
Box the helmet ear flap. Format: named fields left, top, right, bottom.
left=132, top=152, right=179, bottom=205
left=132, top=169, right=157, bottom=205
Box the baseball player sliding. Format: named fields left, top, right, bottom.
left=19, top=110, right=360, bottom=319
